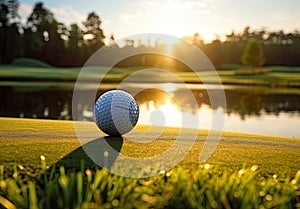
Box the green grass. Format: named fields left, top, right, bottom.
left=216, top=66, right=300, bottom=87
left=1, top=58, right=300, bottom=87
left=1, top=163, right=299, bottom=209
left=0, top=118, right=300, bottom=208
left=1, top=57, right=141, bottom=82
left=1, top=118, right=300, bottom=175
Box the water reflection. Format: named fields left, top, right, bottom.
left=0, top=83, right=299, bottom=137
left=0, top=85, right=73, bottom=119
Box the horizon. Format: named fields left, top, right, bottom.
left=19, top=0, right=300, bottom=44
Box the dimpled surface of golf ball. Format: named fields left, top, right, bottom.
left=94, top=90, right=139, bottom=136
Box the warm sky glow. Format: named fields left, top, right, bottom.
left=19, top=0, right=300, bottom=43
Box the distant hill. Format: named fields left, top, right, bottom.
left=12, top=58, right=53, bottom=68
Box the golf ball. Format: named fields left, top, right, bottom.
left=94, top=90, right=139, bottom=136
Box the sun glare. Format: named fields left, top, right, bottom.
left=142, top=0, right=216, bottom=44
left=138, top=93, right=182, bottom=128
left=150, top=1, right=188, bottom=39
left=152, top=97, right=181, bottom=127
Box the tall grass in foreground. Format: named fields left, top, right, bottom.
left=0, top=161, right=299, bottom=209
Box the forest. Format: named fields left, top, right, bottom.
left=1, top=0, right=300, bottom=67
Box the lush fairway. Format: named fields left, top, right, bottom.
left=1, top=58, right=300, bottom=87
left=1, top=118, right=300, bottom=175
left=0, top=118, right=300, bottom=208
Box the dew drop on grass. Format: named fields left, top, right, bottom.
left=159, top=170, right=166, bottom=175
left=18, top=164, right=24, bottom=170
left=166, top=171, right=172, bottom=177
left=204, top=164, right=210, bottom=169
left=265, top=194, right=273, bottom=201
left=251, top=165, right=258, bottom=171
left=238, top=169, right=244, bottom=177
left=86, top=169, right=92, bottom=176
left=259, top=191, right=265, bottom=196
left=0, top=180, right=6, bottom=188
left=112, top=199, right=119, bottom=207
left=233, top=191, right=240, bottom=198
left=40, top=155, right=46, bottom=161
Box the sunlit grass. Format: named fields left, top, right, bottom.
left=1, top=117, right=299, bottom=176
left=1, top=62, right=300, bottom=87
left=0, top=118, right=300, bottom=208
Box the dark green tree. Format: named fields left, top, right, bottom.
left=44, top=21, right=67, bottom=65
left=24, top=2, right=66, bottom=65
left=67, top=23, right=85, bottom=65
left=241, top=40, right=265, bottom=68
left=68, top=23, right=83, bottom=48
left=0, top=0, right=21, bottom=63
left=24, top=2, right=55, bottom=59
left=83, top=12, right=105, bottom=54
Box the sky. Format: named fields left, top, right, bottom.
left=19, top=0, right=300, bottom=43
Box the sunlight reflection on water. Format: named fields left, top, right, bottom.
left=1, top=82, right=299, bottom=138
left=137, top=98, right=300, bottom=138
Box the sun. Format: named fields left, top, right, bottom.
left=140, top=0, right=216, bottom=44
left=149, top=1, right=188, bottom=39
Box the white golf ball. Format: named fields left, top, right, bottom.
left=94, top=90, right=139, bottom=136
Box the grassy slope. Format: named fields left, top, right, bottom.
left=1, top=117, right=299, bottom=177
left=1, top=63, right=300, bottom=87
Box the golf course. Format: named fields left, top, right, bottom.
left=1, top=58, right=300, bottom=208
left=1, top=0, right=300, bottom=207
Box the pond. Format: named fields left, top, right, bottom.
left=1, top=82, right=299, bottom=137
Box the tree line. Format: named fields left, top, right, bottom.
left=192, top=27, right=300, bottom=67
left=0, top=0, right=107, bottom=66
left=1, top=0, right=300, bottom=67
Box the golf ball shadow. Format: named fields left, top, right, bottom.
left=94, top=90, right=139, bottom=136
left=81, top=136, right=124, bottom=170
left=53, top=136, right=124, bottom=171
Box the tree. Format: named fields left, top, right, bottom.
left=82, top=12, right=105, bottom=54
left=108, top=34, right=116, bottom=46
left=24, top=2, right=55, bottom=59
left=67, top=23, right=85, bottom=65
left=241, top=40, right=265, bottom=68
left=192, top=32, right=203, bottom=47
left=44, top=21, right=67, bottom=65
left=68, top=23, right=83, bottom=48
left=0, top=0, right=21, bottom=63
left=25, top=2, right=66, bottom=65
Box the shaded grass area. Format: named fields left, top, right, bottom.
left=0, top=118, right=300, bottom=208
